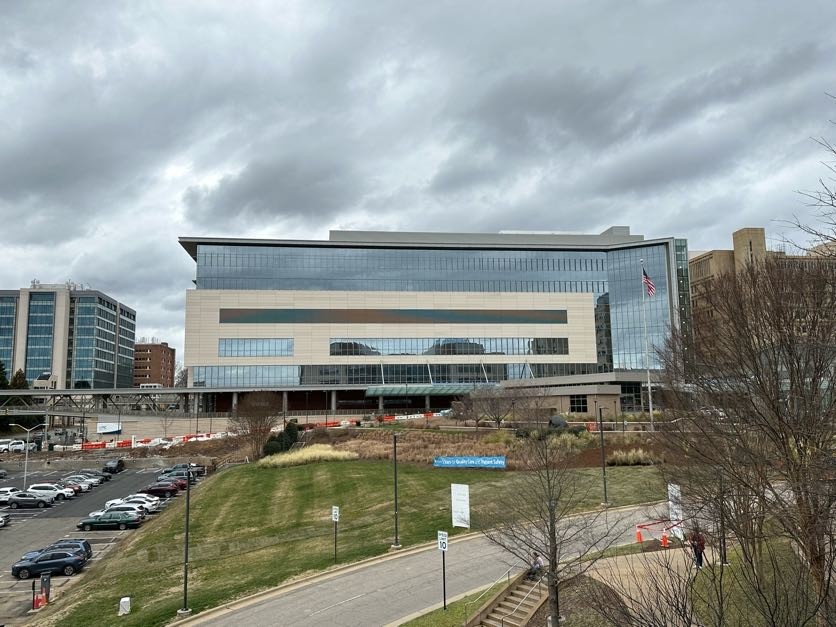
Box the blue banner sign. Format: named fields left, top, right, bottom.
left=433, top=456, right=506, bottom=469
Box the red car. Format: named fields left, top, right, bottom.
left=139, top=483, right=180, bottom=498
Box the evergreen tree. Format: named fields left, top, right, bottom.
left=0, top=360, right=9, bottom=389
left=10, top=369, right=28, bottom=390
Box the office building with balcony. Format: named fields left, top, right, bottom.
left=179, top=228, right=691, bottom=414
left=0, top=282, right=136, bottom=389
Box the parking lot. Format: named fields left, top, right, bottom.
left=0, top=466, right=180, bottom=623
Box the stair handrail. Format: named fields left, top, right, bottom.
left=499, top=573, right=545, bottom=627
left=462, top=559, right=521, bottom=623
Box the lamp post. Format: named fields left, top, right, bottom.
left=597, top=407, right=610, bottom=507
left=391, top=432, right=402, bottom=549
left=177, top=458, right=192, bottom=618
left=10, top=423, right=47, bottom=490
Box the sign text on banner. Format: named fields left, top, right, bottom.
left=433, top=456, right=506, bottom=469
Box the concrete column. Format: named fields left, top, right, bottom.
left=330, top=390, right=337, bottom=412
left=282, top=391, right=288, bottom=414
left=232, top=391, right=238, bottom=414
left=378, top=396, right=384, bottom=412
left=425, top=394, right=431, bottom=411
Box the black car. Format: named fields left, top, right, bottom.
left=22, top=539, right=93, bottom=561
left=77, top=511, right=141, bottom=531
left=8, top=492, right=52, bottom=509
left=12, top=550, right=86, bottom=579
left=103, top=459, right=125, bottom=474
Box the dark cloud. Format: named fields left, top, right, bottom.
left=1, top=0, right=836, bottom=359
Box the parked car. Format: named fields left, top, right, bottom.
left=139, top=483, right=180, bottom=498
left=80, top=469, right=111, bottom=482
left=12, top=550, right=86, bottom=579
left=0, top=487, right=21, bottom=504
left=21, top=539, right=93, bottom=561
left=103, top=459, right=125, bottom=474
left=9, top=440, right=36, bottom=453
left=165, top=463, right=206, bottom=476
left=77, top=511, right=141, bottom=531
left=63, top=475, right=95, bottom=490
left=55, top=480, right=84, bottom=494
left=159, top=476, right=190, bottom=490
left=8, top=492, right=53, bottom=509
left=0, top=439, right=12, bottom=453
left=116, top=494, right=161, bottom=511
left=0, top=469, right=7, bottom=479
left=157, top=471, right=194, bottom=485
left=0, top=512, right=10, bottom=528
left=71, top=473, right=103, bottom=486
left=89, top=503, right=146, bottom=519
left=28, top=483, right=74, bottom=501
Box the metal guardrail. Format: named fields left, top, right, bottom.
left=499, top=573, right=545, bottom=627
left=463, top=559, right=521, bottom=622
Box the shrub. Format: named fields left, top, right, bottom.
left=481, top=430, right=514, bottom=446
left=258, top=444, right=359, bottom=468
left=606, top=448, right=661, bottom=466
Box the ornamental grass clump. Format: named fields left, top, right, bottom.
left=606, top=447, right=661, bottom=466
left=258, top=444, right=359, bottom=468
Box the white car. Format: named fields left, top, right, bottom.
left=123, top=493, right=161, bottom=508
left=8, top=440, right=36, bottom=453
left=90, top=503, right=146, bottom=519
left=0, top=487, right=21, bottom=504
left=0, top=439, right=12, bottom=453
left=106, top=495, right=159, bottom=512
left=72, top=473, right=103, bottom=486
left=28, top=484, right=72, bottom=501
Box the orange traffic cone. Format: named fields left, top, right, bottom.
left=635, top=527, right=643, bottom=543
left=661, top=532, right=669, bottom=548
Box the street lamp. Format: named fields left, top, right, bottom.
left=596, top=406, right=610, bottom=507
left=10, top=422, right=47, bottom=489
left=391, top=432, right=402, bottom=549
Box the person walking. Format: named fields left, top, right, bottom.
left=689, top=526, right=706, bottom=569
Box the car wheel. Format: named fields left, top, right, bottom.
left=83, top=524, right=92, bottom=531
left=57, top=494, right=65, bottom=501
left=63, top=565, right=75, bottom=576
left=10, top=502, right=18, bottom=509
left=165, top=491, right=172, bottom=498
left=37, top=501, right=46, bottom=508
left=118, top=523, right=127, bottom=530
left=17, top=569, right=30, bottom=580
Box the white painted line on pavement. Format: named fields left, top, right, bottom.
left=308, top=592, right=367, bottom=616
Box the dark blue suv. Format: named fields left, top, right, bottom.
left=21, top=539, right=93, bottom=561
left=12, top=550, right=86, bottom=579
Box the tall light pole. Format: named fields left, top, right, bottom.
left=10, top=423, right=47, bottom=489
left=391, top=432, right=402, bottom=549
left=597, top=407, right=610, bottom=507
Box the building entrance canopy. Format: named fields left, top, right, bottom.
left=364, top=384, right=497, bottom=397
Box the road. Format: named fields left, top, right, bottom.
left=189, top=504, right=664, bottom=627
left=0, top=466, right=174, bottom=624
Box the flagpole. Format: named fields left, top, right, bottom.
left=640, top=258, right=655, bottom=431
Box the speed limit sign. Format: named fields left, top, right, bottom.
left=437, top=530, right=448, bottom=552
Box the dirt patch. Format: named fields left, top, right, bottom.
left=528, top=575, right=626, bottom=626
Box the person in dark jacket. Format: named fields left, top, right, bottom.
left=689, top=526, right=706, bottom=569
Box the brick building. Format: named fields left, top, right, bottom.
left=133, top=341, right=175, bottom=387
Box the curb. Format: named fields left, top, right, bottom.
left=170, top=500, right=664, bottom=626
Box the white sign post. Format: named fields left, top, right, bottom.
left=667, top=483, right=684, bottom=540
left=437, top=531, right=448, bottom=610
left=451, top=484, right=470, bottom=528
left=332, top=506, right=340, bottom=563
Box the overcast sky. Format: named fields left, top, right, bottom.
left=2, top=1, right=836, bottom=360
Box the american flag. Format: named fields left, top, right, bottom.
left=642, top=269, right=656, bottom=297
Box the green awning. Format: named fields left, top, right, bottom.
left=365, top=384, right=497, bottom=397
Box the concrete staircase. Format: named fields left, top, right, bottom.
left=469, top=573, right=547, bottom=627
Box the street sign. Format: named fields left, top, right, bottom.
left=331, top=505, right=340, bottom=522
left=437, top=530, right=448, bottom=552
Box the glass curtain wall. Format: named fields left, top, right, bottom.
left=25, top=292, right=55, bottom=383
left=0, top=296, right=16, bottom=372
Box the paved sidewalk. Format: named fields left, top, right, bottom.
left=179, top=504, right=661, bottom=627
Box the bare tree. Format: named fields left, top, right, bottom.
left=658, top=257, right=836, bottom=625
left=158, top=413, right=176, bottom=438
left=469, top=387, right=519, bottom=428
left=480, top=433, right=621, bottom=623
left=230, top=391, right=281, bottom=460
left=174, top=362, right=188, bottom=388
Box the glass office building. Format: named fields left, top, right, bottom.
left=181, top=228, right=691, bottom=409
left=0, top=284, right=135, bottom=389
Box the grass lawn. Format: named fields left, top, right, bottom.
left=38, top=461, right=663, bottom=627
left=402, top=584, right=502, bottom=627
